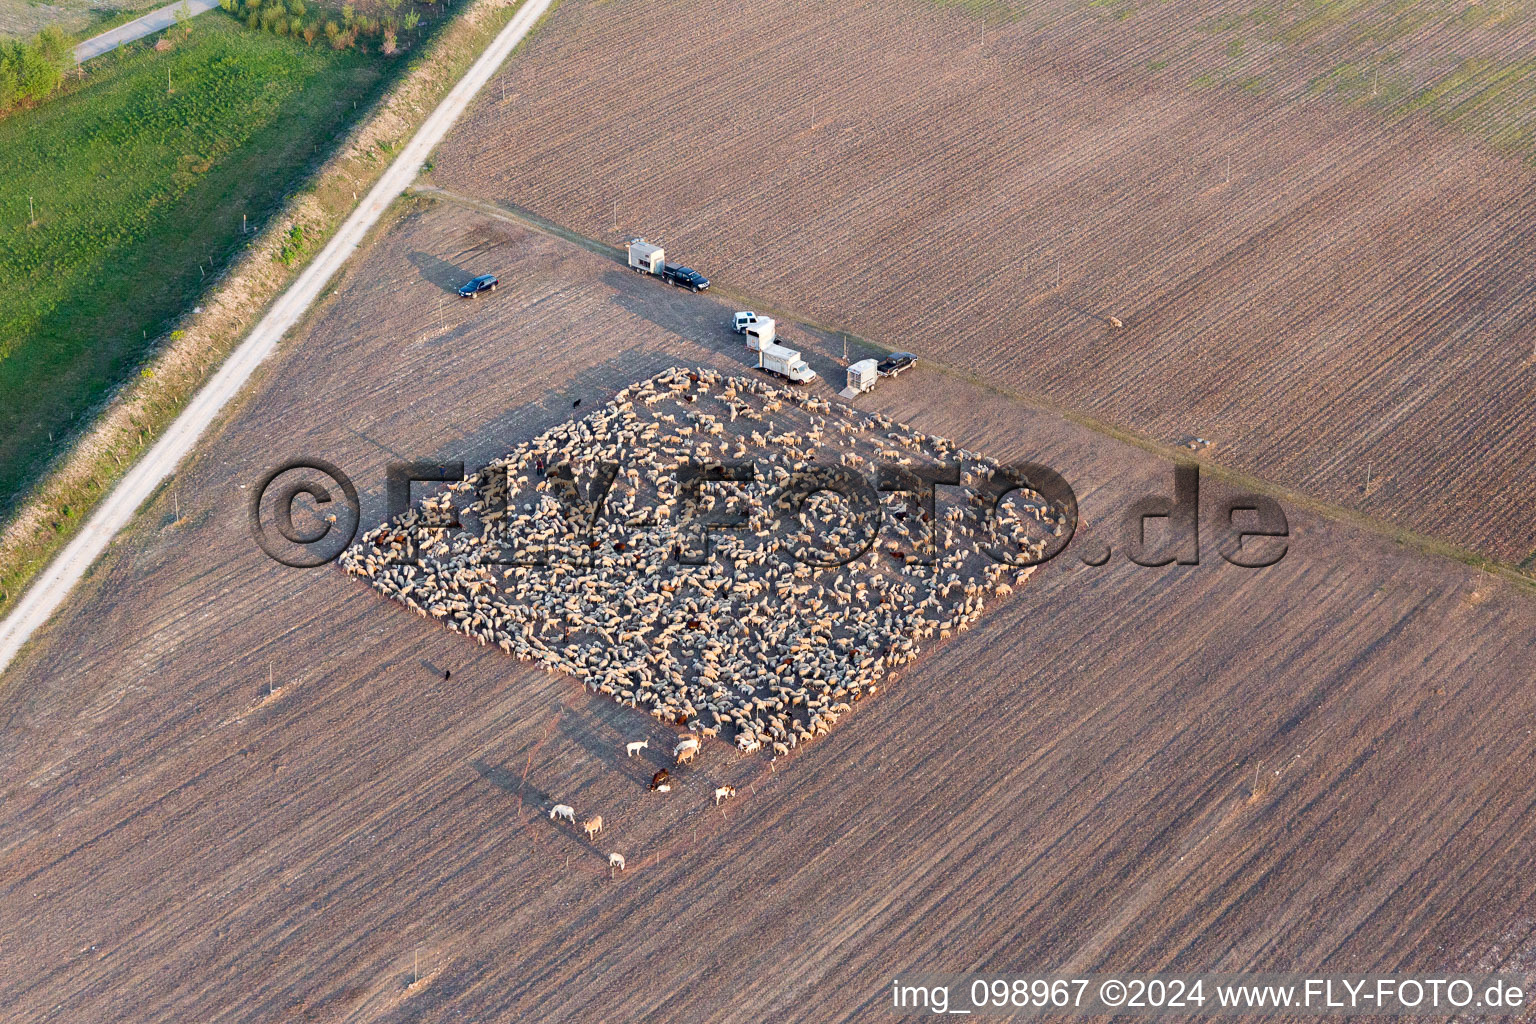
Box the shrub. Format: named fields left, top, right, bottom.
left=275, top=223, right=308, bottom=265
left=36, top=26, right=70, bottom=64
left=0, top=61, right=17, bottom=112
left=0, top=27, right=72, bottom=116
left=226, top=0, right=410, bottom=51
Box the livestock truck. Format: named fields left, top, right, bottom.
left=756, top=341, right=816, bottom=384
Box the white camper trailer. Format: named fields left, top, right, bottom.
left=627, top=238, right=665, bottom=275
left=756, top=342, right=816, bottom=384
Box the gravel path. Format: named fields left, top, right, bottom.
left=73, top=0, right=220, bottom=63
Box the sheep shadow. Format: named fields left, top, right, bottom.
left=555, top=706, right=683, bottom=786
left=469, top=758, right=609, bottom=860
left=470, top=758, right=523, bottom=796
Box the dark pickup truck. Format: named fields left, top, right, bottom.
left=661, top=263, right=710, bottom=292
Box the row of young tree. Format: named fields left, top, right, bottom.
left=220, top=0, right=428, bottom=53
left=0, top=27, right=72, bottom=116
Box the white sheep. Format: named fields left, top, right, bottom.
left=549, top=804, right=575, bottom=824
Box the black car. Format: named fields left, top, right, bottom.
left=458, top=273, right=498, bottom=298
left=662, top=263, right=710, bottom=292
left=877, top=352, right=917, bottom=377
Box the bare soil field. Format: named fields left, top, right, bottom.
left=3, top=203, right=1536, bottom=1021
left=432, top=0, right=1536, bottom=568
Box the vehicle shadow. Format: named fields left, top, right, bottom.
left=408, top=250, right=476, bottom=294
left=599, top=268, right=877, bottom=387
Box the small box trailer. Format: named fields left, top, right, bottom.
left=756, top=342, right=816, bottom=384
left=844, top=359, right=879, bottom=394
left=627, top=238, right=666, bottom=275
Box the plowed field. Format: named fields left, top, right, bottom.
left=434, top=0, right=1536, bottom=567
left=3, top=204, right=1536, bottom=1022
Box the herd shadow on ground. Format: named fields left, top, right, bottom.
left=601, top=267, right=882, bottom=384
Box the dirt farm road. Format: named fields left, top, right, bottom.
left=0, top=0, right=556, bottom=680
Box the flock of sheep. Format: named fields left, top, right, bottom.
left=341, top=366, right=1061, bottom=858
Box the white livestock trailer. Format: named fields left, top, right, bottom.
left=843, top=358, right=879, bottom=396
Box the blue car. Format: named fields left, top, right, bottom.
left=458, top=273, right=498, bottom=298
